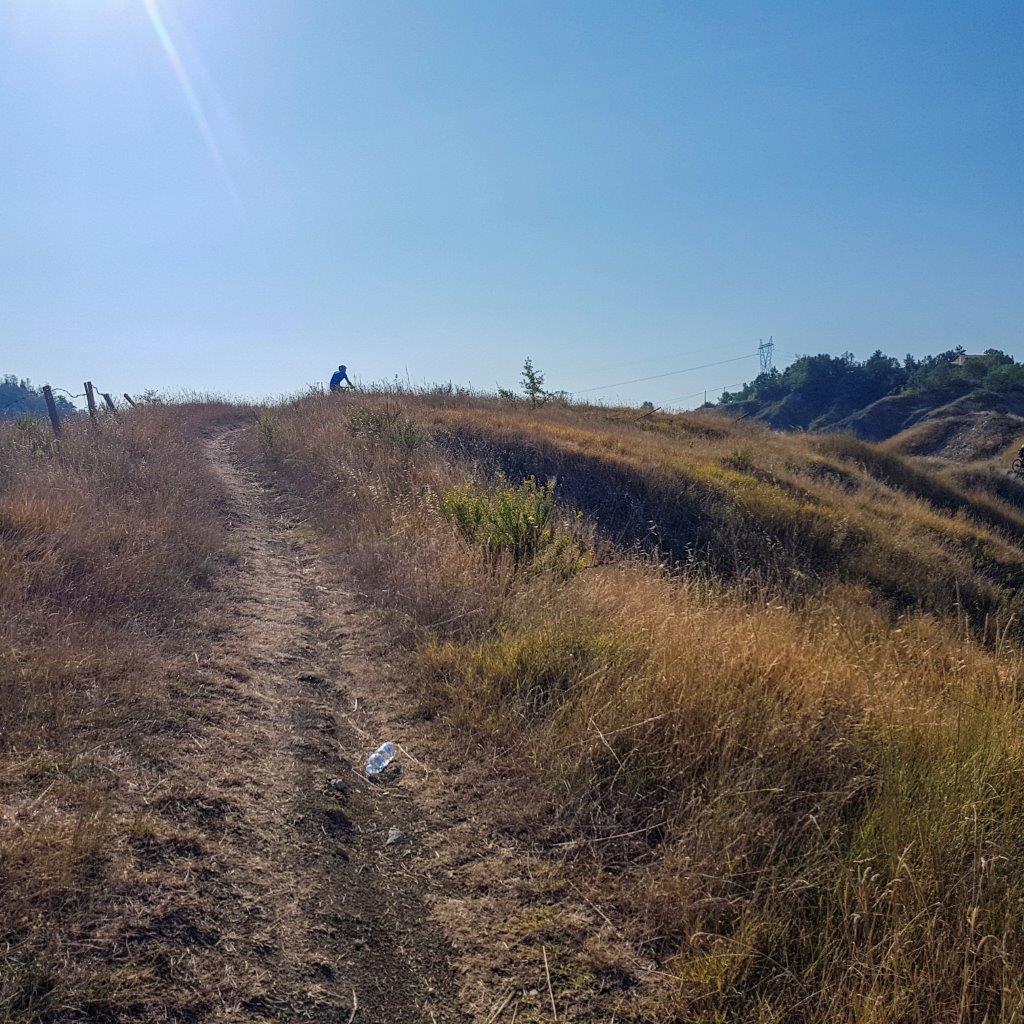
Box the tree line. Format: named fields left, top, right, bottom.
left=0, top=376, right=76, bottom=420
left=720, top=348, right=1024, bottom=409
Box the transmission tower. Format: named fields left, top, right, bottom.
left=758, top=336, right=775, bottom=374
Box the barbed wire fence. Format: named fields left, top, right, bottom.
left=20, top=341, right=786, bottom=438
left=38, top=381, right=136, bottom=439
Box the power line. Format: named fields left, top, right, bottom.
left=663, top=347, right=806, bottom=409
left=572, top=352, right=758, bottom=395
left=665, top=380, right=749, bottom=407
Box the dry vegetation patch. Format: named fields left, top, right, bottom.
left=251, top=389, right=1024, bottom=1021
left=0, top=404, right=240, bottom=1021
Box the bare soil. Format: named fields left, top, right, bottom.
left=135, top=429, right=469, bottom=1022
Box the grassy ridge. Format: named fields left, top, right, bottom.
left=253, top=389, right=1024, bottom=1021
left=427, top=402, right=1024, bottom=625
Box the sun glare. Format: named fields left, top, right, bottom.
left=141, top=0, right=240, bottom=203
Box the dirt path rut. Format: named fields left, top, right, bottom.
left=158, top=429, right=466, bottom=1022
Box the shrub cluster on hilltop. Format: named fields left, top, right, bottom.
left=721, top=347, right=1024, bottom=408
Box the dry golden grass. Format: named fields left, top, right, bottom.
left=9, top=388, right=1024, bottom=1020
left=251, top=389, right=1024, bottom=1021
left=0, top=402, right=241, bottom=1021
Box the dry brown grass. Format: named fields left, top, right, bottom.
left=0, top=402, right=241, bottom=1022
left=251, top=389, right=1024, bottom=1022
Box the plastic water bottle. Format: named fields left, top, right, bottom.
left=365, top=742, right=396, bottom=777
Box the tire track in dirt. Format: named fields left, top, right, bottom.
left=150, top=429, right=466, bottom=1022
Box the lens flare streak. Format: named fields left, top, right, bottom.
left=142, top=0, right=240, bottom=203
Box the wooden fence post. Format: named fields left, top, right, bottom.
left=42, top=385, right=62, bottom=438
left=122, top=393, right=137, bottom=407
left=84, top=382, right=98, bottom=425
left=101, top=392, right=117, bottom=414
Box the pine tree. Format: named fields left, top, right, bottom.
left=520, top=357, right=548, bottom=407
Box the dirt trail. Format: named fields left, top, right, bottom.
left=153, top=429, right=467, bottom=1022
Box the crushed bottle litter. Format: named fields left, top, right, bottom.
left=365, top=741, right=396, bottom=777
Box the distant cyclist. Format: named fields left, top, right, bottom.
left=329, top=364, right=355, bottom=392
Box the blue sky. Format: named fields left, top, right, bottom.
left=2, top=1, right=1022, bottom=408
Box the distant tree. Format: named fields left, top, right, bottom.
left=0, top=375, right=74, bottom=420
left=130, top=389, right=164, bottom=405
left=985, top=363, right=1024, bottom=392
left=983, top=348, right=1014, bottom=367
left=859, top=350, right=904, bottom=401
left=520, top=357, right=548, bottom=407
left=719, top=346, right=1024, bottom=413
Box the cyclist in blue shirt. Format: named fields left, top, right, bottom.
left=329, top=364, right=354, bottom=392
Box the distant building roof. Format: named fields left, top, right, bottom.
left=952, top=354, right=986, bottom=366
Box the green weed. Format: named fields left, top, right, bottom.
left=440, top=476, right=588, bottom=576
left=255, top=415, right=279, bottom=453
left=347, top=405, right=427, bottom=449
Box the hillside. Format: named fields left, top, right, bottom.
left=252, top=391, right=1024, bottom=1021
left=8, top=393, right=1024, bottom=1022
left=719, top=349, right=1024, bottom=459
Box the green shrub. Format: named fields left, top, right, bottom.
left=440, top=476, right=587, bottom=576
left=347, top=406, right=426, bottom=449
left=255, top=415, right=279, bottom=453
left=726, top=445, right=755, bottom=471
